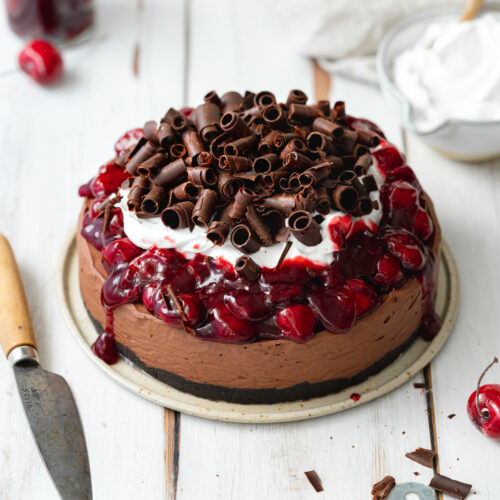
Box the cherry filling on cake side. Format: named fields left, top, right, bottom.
left=78, top=90, right=440, bottom=364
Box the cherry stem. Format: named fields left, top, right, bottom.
left=476, top=356, right=498, bottom=420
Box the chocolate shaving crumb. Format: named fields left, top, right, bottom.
left=101, top=203, right=113, bottom=247
left=371, top=476, right=396, bottom=500
left=405, top=447, right=436, bottom=469
left=304, top=470, right=323, bottom=493
left=413, top=382, right=426, bottom=389
left=429, top=473, right=472, bottom=499
left=414, top=472, right=420, bottom=476
left=133, top=42, right=140, bottom=77
left=274, top=241, right=293, bottom=271
left=166, top=284, right=187, bottom=322
left=448, top=413, right=456, bottom=419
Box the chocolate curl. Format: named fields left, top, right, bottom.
left=192, top=189, right=218, bottom=227
left=306, top=131, right=336, bottom=155
left=288, top=103, right=323, bottom=123
left=332, top=185, right=360, bottom=213
left=261, top=193, right=296, bottom=216
left=240, top=90, right=256, bottom=110
left=220, top=91, right=243, bottom=113
left=170, top=143, right=187, bottom=159
left=316, top=186, right=331, bottom=215
left=220, top=111, right=251, bottom=137
left=254, top=123, right=271, bottom=141
left=241, top=106, right=263, bottom=125
left=219, top=155, right=253, bottom=174
left=101, top=203, right=112, bottom=247
left=235, top=255, right=261, bottom=281
left=209, top=132, right=230, bottom=159
left=274, top=241, right=293, bottom=270
left=170, top=112, right=189, bottom=133
left=354, top=153, right=372, bottom=173
left=246, top=204, right=273, bottom=246
left=127, top=137, right=146, bottom=161
left=218, top=172, right=243, bottom=199
left=283, top=151, right=314, bottom=171
left=288, top=173, right=302, bottom=192
left=358, top=196, right=373, bottom=216
left=312, top=117, right=344, bottom=140
left=337, top=129, right=358, bottom=154
left=286, top=89, right=308, bottom=106
left=258, top=130, right=280, bottom=155
left=161, top=201, right=195, bottom=230
left=229, top=188, right=255, bottom=220
left=223, top=134, right=257, bottom=156
left=261, top=209, right=286, bottom=240
left=141, top=185, right=167, bottom=215
left=207, top=220, right=230, bottom=246
left=316, top=100, right=330, bottom=116
left=353, top=143, right=370, bottom=158
left=187, top=166, right=217, bottom=187
left=193, top=102, right=221, bottom=144
left=172, top=181, right=200, bottom=201
left=361, top=174, right=378, bottom=192
left=288, top=210, right=322, bottom=246
left=165, top=284, right=188, bottom=323
left=234, top=172, right=262, bottom=185
left=230, top=224, right=261, bottom=254
left=299, top=162, right=331, bottom=187
left=341, top=155, right=355, bottom=170
left=162, top=107, right=179, bottom=124
left=279, top=138, right=307, bottom=160
left=204, top=90, right=222, bottom=107
left=153, top=158, right=188, bottom=188
left=332, top=101, right=346, bottom=121
left=137, top=152, right=169, bottom=177
left=158, top=122, right=175, bottom=148
left=126, top=141, right=158, bottom=175
left=278, top=177, right=290, bottom=191
left=357, top=129, right=380, bottom=147
left=197, top=151, right=215, bottom=168
left=295, top=187, right=316, bottom=212
left=273, top=132, right=300, bottom=151
left=181, top=128, right=206, bottom=163
left=144, top=120, right=159, bottom=144
left=339, top=169, right=356, bottom=183
left=253, top=153, right=280, bottom=174
left=262, top=104, right=287, bottom=129
left=127, top=176, right=149, bottom=211
left=115, top=149, right=130, bottom=168
left=261, top=170, right=288, bottom=189
left=254, top=90, right=276, bottom=108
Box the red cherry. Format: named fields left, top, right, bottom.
left=309, top=285, right=357, bottom=334
left=211, top=305, right=254, bottom=341
left=372, top=142, right=404, bottom=174
left=346, top=279, right=380, bottom=318
left=224, top=290, right=271, bottom=321
left=387, top=181, right=419, bottom=210
left=385, top=230, right=426, bottom=271
left=328, top=214, right=352, bottom=250
left=373, top=254, right=404, bottom=286
left=276, top=304, right=316, bottom=341
left=102, top=237, right=142, bottom=267
left=467, top=358, right=500, bottom=439
left=91, top=163, right=131, bottom=197
left=18, top=39, right=63, bottom=85
left=78, top=182, right=93, bottom=198
left=114, top=128, right=144, bottom=154
left=178, top=293, right=205, bottom=327
left=414, top=207, right=434, bottom=241
left=91, top=330, right=119, bottom=364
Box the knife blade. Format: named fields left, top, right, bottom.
left=0, top=234, right=92, bottom=500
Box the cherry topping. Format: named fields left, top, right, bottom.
left=178, top=293, right=205, bottom=326
left=414, top=207, right=434, bottom=241
left=179, top=107, right=194, bottom=117
left=114, top=128, right=144, bottom=154
left=210, top=305, right=254, bottom=341
left=372, top=141, right=404, bottom=174
left=346, top=278, right=380, bottom=318
left=276, top=304, right=316, bottom=341
left=309, top=284, right=356, bottom=334
left=467, top=357, right=500, bottom=439
left=18, top=39, right=63, bottom=85
left=102, top=237, right=142, bottom=268
left=373, top=254, right=404, bottom=286
left=91, top=330, right=119, bottom=364
left=90, top=163, right=131, bottom=197
left=385, top=230, right=426, bottom=271
left=224, top=289, right=271, bottom=321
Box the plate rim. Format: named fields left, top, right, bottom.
left=56, top=234, right=459, bottom=423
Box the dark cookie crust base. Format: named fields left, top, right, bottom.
left=87, top=308, right=420, bottom=405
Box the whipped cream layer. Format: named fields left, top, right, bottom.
left=118, top=158, right=384, bottom=268
left=393, top=14, right=500, bottom=131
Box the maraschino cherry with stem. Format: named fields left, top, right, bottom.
left=467, top=356, right=500, bottom=439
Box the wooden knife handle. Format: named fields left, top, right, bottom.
left=0, top=234, right=36, bottom=356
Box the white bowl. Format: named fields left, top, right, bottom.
left=376, top=6, right=500, bottom=162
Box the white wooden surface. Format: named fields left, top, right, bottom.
left=0, top=1, right=498, bottom=498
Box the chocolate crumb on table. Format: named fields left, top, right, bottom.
left=429, top=473, right=472, bottom=499
left=304, top=470, right=324, bottom=492
left=413, top=382, right=426, bottom=389
left=448, top=413, right=456, bottom=419
left=405, top=447, right=436, bottom=468
left=371, top=475, right=396, bottom=499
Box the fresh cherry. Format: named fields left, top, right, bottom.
left=467, top=357, right=500, bottom=439
left=91, top=330, right=119, bottom=364
left=18, top=39, right=63, bottom=85
left=114, top=128, right=144, bottom=154
left=276, top=304, right=316, bottom=341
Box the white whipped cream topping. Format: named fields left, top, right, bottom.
left=393, top=14, right=500, bottom=131
left=119, top=160, right=384, bottom=268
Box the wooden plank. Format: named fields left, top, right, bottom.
left=177, top=4, right=435, bottom=496
left=0, top=1, right=185, bottom=498
left=405, top=131, right=500, bottom=498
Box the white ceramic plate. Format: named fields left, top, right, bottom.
left=57, top=235, right=459, bottom=423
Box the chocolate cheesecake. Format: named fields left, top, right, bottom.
left=77, top=90, right=441, bottom=404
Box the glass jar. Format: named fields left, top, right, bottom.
left=5, top=0, right=94, bottom=42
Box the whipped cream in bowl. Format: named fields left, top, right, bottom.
left=377, top=7, right=500, bottom=161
